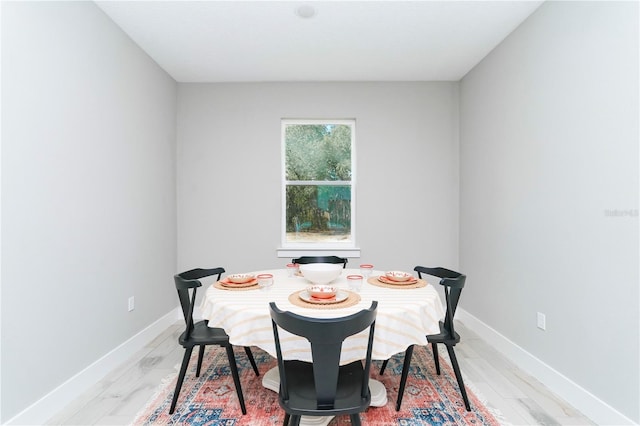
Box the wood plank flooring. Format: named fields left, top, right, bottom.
left=45, top=321, right=595, bottom=425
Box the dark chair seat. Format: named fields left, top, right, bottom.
left=178, top=320, right=229, bottom=345
left=427, top=320, right=460, bottom=344
left=280, top=360, right=368, bottom=415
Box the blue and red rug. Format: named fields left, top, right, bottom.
left=132, top=346, right=505, bottom=425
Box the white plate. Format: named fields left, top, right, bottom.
left=299, top=290, right=349, bottom=304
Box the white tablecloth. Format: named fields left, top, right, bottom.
left=200, top=268, right=445, bottom=365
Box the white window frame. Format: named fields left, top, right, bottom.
left=278, top=119, right=359, bottom=258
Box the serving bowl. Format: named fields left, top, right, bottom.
left=307, top=285, right=338, bottom=299
left=299, top=263, right=343, bottom=285
left=385, top=271, right=413, bottom=282
left=227, top=273, right=255, bottom=284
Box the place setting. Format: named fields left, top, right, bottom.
left=368, top=270, right=427, bottom=289
left=287, top=263, right=362, bottom=308
left=288, top=284, right=361, bottom=309
left=214, top=273, right=273, bottom=291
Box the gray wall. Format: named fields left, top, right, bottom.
left=1, top=2, right=177, bottom=421
left=459, top=1, right=638, bottom=422
left=176, top=82, right=460, bottom=275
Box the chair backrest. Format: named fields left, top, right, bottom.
left=292, top=256, right=348, bottom=269
left=174, top=267, right=225, bottom=339
left=414, top=266, right=466, bottom=336
left=269, top=301, right=378, bottom=409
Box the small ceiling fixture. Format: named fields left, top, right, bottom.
left=295, top=4, right=316, bottom=19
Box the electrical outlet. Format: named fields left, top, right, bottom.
left=537, top=312, right=546, bottom=330
left=128, top=296, right=135, bottom=312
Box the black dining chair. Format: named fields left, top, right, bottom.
left=379, top=266, right=470, bottom=412
left=291, top=255, right=348, bottom=268
left=171, top=267, right=260, bottom=415
left=270, top=301, right=378, bottom=426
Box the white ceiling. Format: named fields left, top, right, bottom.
left=95, top=1, right=544, bottom=83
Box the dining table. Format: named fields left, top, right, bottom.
left=200, top=267, right=446, bottom=425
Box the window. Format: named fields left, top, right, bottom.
left=281, top=119, right=356, bottom=252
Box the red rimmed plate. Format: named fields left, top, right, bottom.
left=220, top=277, right=259, bottom=288
left=377, top=275, right=418, bottom=285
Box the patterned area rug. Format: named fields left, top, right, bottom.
left=132, top=346, right=505, bottom=425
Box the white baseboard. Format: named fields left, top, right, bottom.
left=5, top=307, right=182, bottom=426
left=456, top=308, right=637, bottom=426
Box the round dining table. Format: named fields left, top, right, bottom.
left=200, top=267, right=445, bottom=425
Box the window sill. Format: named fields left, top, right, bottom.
left=277, top=248, right=361, bottom=258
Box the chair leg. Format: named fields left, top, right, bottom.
left=169, top=347, right=193, bottom=414
left=225, top=345, right=247, bottom=415
left=379, top=359, right=389, bottom=375
left=244, top=346, right=260, bottom=376
left=446, top=344, right=471, bottom=411
left=289, top=415, right=301, bottom=426
left=283, top=413, right=290, bottom=426
left=195, top=345, right=206, bottom=377
left=432, top=342, right=441, bottom=375
left=350, top=413, right=362, bottom=425
left=396, top=345, right=414, bottom=411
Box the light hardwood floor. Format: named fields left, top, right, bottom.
left=45, top=321, right=595, bottom=425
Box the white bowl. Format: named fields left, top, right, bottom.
left=307, top=285, right=338, bottom=299
left=385, top=271, right=413, bottom=282
left=299, top=263, right=343, bottom=285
